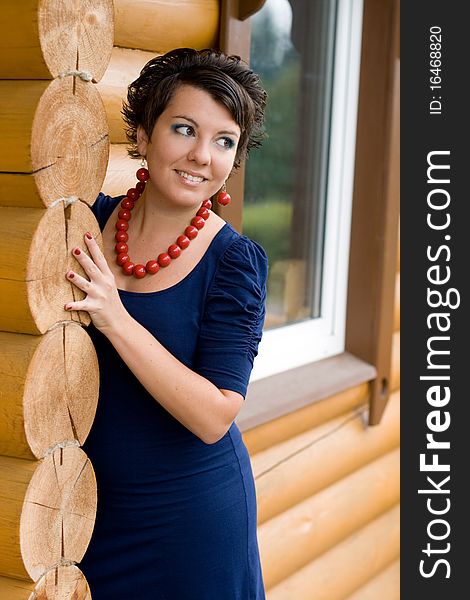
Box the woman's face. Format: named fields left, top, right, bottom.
left=137, top=84, right=240, bottom=210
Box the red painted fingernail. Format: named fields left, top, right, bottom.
left=64, top=304, right=72, bottom=310
left=73, top=248, right=81, bottom=255
left=85, top=232, right=93, bottom=240
left=68, top=272, right=74, bottom=278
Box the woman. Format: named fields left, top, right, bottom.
left=67, top=48, right=268, bottom=599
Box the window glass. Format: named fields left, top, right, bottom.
left=245, top=0, right=338, bottom=328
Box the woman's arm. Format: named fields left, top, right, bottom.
left=65, top=234, right=243, bottom=444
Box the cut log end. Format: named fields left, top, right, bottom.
left=38, top=0, right=114, bottom=81
left=24, top=201, right=101, bottom=333
left=23, top=323, right=99, bottom=458
left=20, top=447, right=97, bottom=581
left=30, top=565, right=91, bottom=600
left=0, top=201, right=102, bottom=334
left=31, top=77, right=109, bottom=207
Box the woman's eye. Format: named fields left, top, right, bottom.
left=216, top=137, right=236, bottom=150
left=173, top=124, right=194, bottom=137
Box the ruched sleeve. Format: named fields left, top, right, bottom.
left=194, top=235, right=268, bottom=398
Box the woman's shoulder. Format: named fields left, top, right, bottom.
left=211, top=224, right=268, bottom=292
left=220, top=225, right=268, bottom=268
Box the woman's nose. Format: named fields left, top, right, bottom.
left=188, top=139, right=211, bottom=165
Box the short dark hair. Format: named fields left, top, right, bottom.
left=122, top=48, right=267, bottom=169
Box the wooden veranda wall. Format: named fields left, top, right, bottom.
left=0, top=1, right=113, bottom=597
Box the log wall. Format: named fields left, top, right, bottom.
left=0, top=73, right=108, bottom=209
left=0, top=0, right=113, bottom=80
left=0, top=1, right=113, bottom=595
left=113, top=0, right=219, bottom=53
left=1, top=1, right=400, bottom=597
left=242, top=224, right=401, bottom=598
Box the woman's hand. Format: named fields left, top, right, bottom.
left=65, top=232, right=126, bottom=333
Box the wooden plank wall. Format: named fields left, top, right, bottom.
left=242, top=232, right=400, bottom=598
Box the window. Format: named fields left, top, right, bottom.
left=245, top=0, right=364, bottom=381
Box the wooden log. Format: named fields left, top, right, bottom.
left=114, top=0, right=219, bottom=53
left=253, top=391, right=399, bottom=524
left=394, top=271, right=400, bottom=331
left=390, top=331, right=400, bottom=392
left=102, top=143, right=138, bottom=198
left=0, top=202, right=102, bottom=334
left=344, top=559, right=399, bottom=600
left=0, top=565, right=91, bottom=599
left=243, top=383, right=369, bottom=456
left=0, top=323, right=99, bottom=460
left=32, top=565, right=92, bottom=599
left=0, top=575, right=33, bottom=600
left=96, top=47, right=157, bottom=143
left=0, top=457, right=37, bottom=580
left=0, top=78, right=108, bottom=209
left=0, top=205, right=68, bottom=334
left=259, top=449, right=399, bottom=589
left=0, top=0, right=113, bottom=81
left=267, top=505, right=400, bottom=600
left=0, top=447, right=97, bottom=581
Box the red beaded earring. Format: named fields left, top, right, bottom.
left=135, top=162, right=149, bottom=191
left=216, top=182, right=231, bottom=206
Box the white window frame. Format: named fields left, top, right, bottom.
left=250, top=0, right=364, bottom=382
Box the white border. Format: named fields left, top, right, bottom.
left=250, top=0, right=364, bottom=382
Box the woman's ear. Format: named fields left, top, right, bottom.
left=136, top=125, right=149, bottom=156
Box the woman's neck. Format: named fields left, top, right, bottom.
left=129, top=188, right=205, bottom=247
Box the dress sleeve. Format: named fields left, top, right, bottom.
left=91, top=193, right=122, bottom=231
left=194, top=236, right=268, bottom=398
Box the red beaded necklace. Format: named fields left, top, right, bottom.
left=114, top=167, right=212, bottom=279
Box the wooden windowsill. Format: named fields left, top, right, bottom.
left=236, top=352, right=377, bottom=432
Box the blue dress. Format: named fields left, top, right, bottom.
left=80, top=194, right=268, bottom=599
